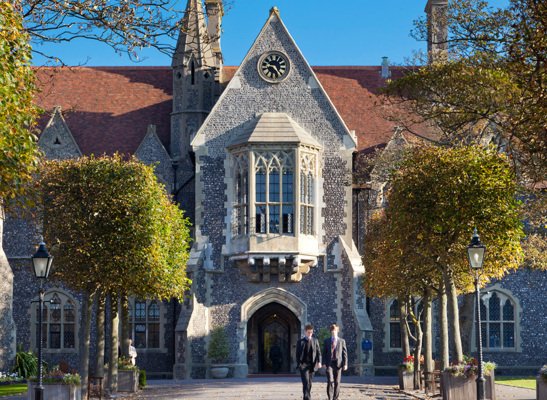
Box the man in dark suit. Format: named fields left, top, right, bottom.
left=323, top=323, right=348, bottom=400
left=296, top=323, right=322, bottom=400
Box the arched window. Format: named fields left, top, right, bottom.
left=31, top=290, right=78, bottom=352
left=389, top=299, right=401, bottom=348
left=476, top=289, right=518, bottom=350
left=129, top=299, right=162, bottom=349
left=385, top=298, right=426, bottom=351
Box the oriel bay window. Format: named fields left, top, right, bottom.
left=231, top=147, right=318, bottom=238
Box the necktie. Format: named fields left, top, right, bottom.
left=331, top=338, right=336, bottom=358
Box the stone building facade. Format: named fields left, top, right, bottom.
left=1, top=0, right=545, bottom=378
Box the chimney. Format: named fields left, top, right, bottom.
left=205, top=0, right=223, bottom=67
left=425, top=0, right=448, bottom=63
left=380, top=56, right=391, bottom=79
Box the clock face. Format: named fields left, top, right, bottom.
left=258, top=51, right=290, bottom=83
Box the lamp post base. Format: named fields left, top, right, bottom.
left=34, top=385, right=44, bottom=400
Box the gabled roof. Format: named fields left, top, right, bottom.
left=228, top=113, right=321, bottom=148
left=34, top=65, right=435, bottom=156
left=35, top=67, right=172, bottom=156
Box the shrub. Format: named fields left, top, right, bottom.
left=12, top=349, right=38, bottom=379
left=208, top=327, right=229, bottom=363
left=138, top=369, right=147, bottom=388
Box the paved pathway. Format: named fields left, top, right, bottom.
left=133, top=377, right=412, bottom=400
left=0, top=377, right=537, bottom=400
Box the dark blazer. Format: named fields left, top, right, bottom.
left=296, top=336, right=322, bottom=371
left=323, top=337, right=348, bottom=369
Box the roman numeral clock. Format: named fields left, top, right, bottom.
left=258, top=51, right=291, bottom=83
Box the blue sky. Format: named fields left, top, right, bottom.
left=32, top=0, right=508, bottom=67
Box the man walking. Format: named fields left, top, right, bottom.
left=323, top=324, right=348, bottom=400
left=296, top=323, right=322, bottom=400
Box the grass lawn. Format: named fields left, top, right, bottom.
left=0, top=383, right=27, bottom=396
left=496, top=376, right=536, bottom=390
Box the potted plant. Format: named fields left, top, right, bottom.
left=117, top=357, right=139, bottom=393
left=398, top=355, right=414, bottom=390
left=441, top=355, right=496, bottom=400
left=28, top=368, right=81, bottom=400
left=208, top=327, right=230, bottom=378
left=537, top=365, right=547, bottom=400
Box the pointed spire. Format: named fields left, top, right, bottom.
left=172, top=0, right=216, bottom=68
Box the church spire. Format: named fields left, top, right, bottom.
left=170, top=0, right=221, bottom=162
left=172, top=0, right=216, bottom=68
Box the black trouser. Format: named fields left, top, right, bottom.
left=326, top=362, right=342, bottom=400
left=299, top=366, right=315, bottom=400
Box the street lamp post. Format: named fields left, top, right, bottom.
left=32, top=241, right=54, bottom=400
left=467, top=228, right=486, bottom=400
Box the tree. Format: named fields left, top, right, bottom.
left=0, top=1, right=41, bottom=370
left=386, top=144, right=523, bottom=362
left=387, top=0, right=546, bottom=185
left=39, top=154, right=191, bottom=396
left=16, top=0, right=223, bottom=63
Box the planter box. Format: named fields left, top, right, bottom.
left=27, top=383, right=81, bottom=400
left=117, top=370, right=139, bottom=392
left=538, top=377, right=547, bottom=400
left=441, top=371, right=495, bottom=400
left=398, top=369, right=414, bottom=390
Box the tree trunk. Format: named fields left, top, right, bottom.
left=459, top=293, right=475, bottom=355
left=95, top=291, right=106, bottom=378
left=79, top=290, right=95, bottom=400
left=439, top=281, right=449, bottom=370
left=443, top=268, right=463, bottom=362
left=120, top=294, right=130, bottom=358
left=423, top=290, right=433, bottom=391
left=399, top=298, right=411, bottom=358
left=108, top=294, right=119, bottom=394
left=413, top=322, right=423, bottom=390
left=0, top=205, right=16, bottom=371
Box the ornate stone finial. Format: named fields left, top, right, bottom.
left=270, top=6, right=280, bottom=16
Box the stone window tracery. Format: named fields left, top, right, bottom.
left=32, top=290, right=78, bottom=352
left=231, top=148, right=318, bottom=239
left=476, top=291, right=517, bottom=350
left=254, top=150, right=294, bottom=235
left=129, top=299, right=162, bottom=349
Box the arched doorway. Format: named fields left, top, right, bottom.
left=247, top=302, right=300, bottom=374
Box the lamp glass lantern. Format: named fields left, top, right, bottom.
left=32, top=242, right=54, bottom=279
left=467, top=229, right=486, bottom=271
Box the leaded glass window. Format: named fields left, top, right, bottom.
left=254, top=151, right=294, bottom=235
left=33, top=290, right=77, bottom=351
left=477, top=291, right=516, bottom=350
left=233, top=153, right=249, bottom=236
left=129, top=299, right=162, bottom=349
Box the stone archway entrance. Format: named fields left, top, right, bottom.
left=247, top=302, right=299, bottom=374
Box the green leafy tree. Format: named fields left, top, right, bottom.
left=392, top=145, right=523, bottom=362
left=39, top=154, right=191, bottom=394
left=366, top=145, right=524, bottom=364
left=0, top=1, right=41, bottom=370
left=388, top=0, right=546, bottom=184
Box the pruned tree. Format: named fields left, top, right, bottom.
left=39, top=154, right=191, bottom=396
left=386, top=144, right=524, bottom=362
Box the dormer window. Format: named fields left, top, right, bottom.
left=226, top=113, right=322, bottom=282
